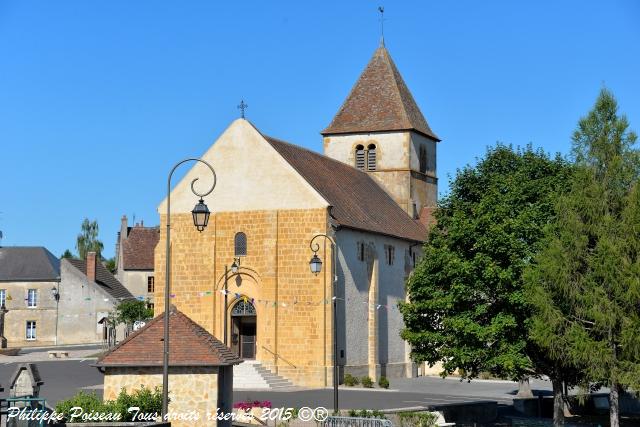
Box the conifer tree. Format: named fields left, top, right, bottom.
left=526, top=89, right=640, bottom=427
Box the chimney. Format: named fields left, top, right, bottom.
left=120, top=215, right=128, bottom=237
left=87, top=252, right=97, bottom=282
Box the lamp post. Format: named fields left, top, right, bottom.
left=50, top=284, right=60, bottom=346
left=223, top=258, right=241, bottom=345
left=308, top=234, right=339, bottom=412
left=163, top=158, right=217, bottom=419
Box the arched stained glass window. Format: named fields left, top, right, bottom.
left=367, top=144, right=377, bottom=171
left=355, top=145, right=366, bottom=171
left=231, top=300, right=256, bottom=316
left=234, top=232, right=247, bottom=257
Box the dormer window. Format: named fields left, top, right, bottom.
left=367, top=144, right=377, bottom=171
left=355, top=145, right=366, bottom=171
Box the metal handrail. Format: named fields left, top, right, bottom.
left=324, top=416, right=393, bottom=427
left=261, top=346, right=297, bottom=368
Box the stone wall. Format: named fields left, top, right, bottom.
left=119, top=270, right=154, bottom=302
left=2, top=280, right=57, bottom=347
left=154, top=208, right=333, bottom=387
left=103, top=366, right=220, bottom=427
left=323, top=130, right=438, bottom=218
left=337, top=228, right=418, bottom=381
left=57, top=260, right=123, bottom=345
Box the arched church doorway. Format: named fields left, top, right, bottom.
left=230, top=299, right=256, bottom=359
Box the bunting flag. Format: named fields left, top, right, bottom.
left=155, top=288, right=394, bottom=311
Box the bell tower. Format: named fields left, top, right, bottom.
left=322, top=45, right=439, bottom=220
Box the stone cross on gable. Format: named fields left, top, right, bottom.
left=237, top=100, right=248, bottom=119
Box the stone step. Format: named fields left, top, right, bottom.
left=233, top=360, right=294, bottom=389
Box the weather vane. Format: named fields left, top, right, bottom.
left=378, top=6, right=385, bottom=45
left=237, top=100, right=248, bottom=119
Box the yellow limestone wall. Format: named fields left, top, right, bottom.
left=103, top=366, right=219, bottom=427
left=154, top=208, right=334, bottom=387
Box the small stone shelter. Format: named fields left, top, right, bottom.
left=95, top=307, right=242, bottom=427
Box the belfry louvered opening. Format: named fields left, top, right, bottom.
left=355, top=145, right=366, bottom=171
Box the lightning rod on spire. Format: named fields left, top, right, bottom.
left=378, top=6, right=385, bottom=46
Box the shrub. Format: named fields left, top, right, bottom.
left=361, top=376, right=373, bottom=388
left=378, top=376, right=389, bottom=389
left=56, top=391, right=109, bottom=421
left=398, top=411, right=438, bottom=427
left=343, top=373, right=359, bottom=386
left=55, top=386, right=162, bottom=423
left=348, top=410, right=386, bottom=419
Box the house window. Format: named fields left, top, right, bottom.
left=385, top=245, right=395, bottom=266
left=27, top=289, right=37, bottom=308
left=234, top=232, right=247, bottom=257
left=355, top=145, right=366, bottom=171
left=367, top=144, right=377, bottom=171
left=147, top=302, right=154, bottom=312
left=0, top=289, right=5, bottom=307
left=419, top=145, right=427, bottom=173
left=147, top=276, right=155, bottom=293
left=357, top=242, right=365, bottom=262
left=26, top=321, right=36, bottom=340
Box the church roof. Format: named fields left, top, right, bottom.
left=264, top=134, right=427, bottom=242
left=95, top=307, right=243, bottom=367
left=322, top=45, right=439, bottom=141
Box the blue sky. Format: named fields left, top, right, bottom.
left=1, top=1, right=639, bottom=259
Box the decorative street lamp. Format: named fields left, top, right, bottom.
left=163, top=158, right=217, bottom=419
left=308, top=234, right=339, bottom=412
left=230, top=258, right=240, bottom=274
left=191, top=198, right=211, bottom=232
left=309, top=254, right=322, bottom=275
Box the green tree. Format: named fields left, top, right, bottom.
left=526, top=89, right=640, bottom=427
left=399, top=145, right=573, bottom=384
left=76, top=218, right=104, bottom=259
left=61, top=249, right=75, bottom=259
left=115, top=299, right=153, bottom=327
left=104, top=257, right=116, bottom=273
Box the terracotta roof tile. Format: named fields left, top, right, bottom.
left=322, top=45, right=439, bottom=141
left=122, top=227, right=159, bottom=270
left=264, top=135, right=427, bottom=242
left=95, top=308, right=243, bottom=367
left=67, top=258, right=134, bottom=300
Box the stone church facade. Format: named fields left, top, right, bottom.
left=154, top=44, right=439, bottom=387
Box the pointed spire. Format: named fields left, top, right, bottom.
left=322, top=46, right=439, bottom=141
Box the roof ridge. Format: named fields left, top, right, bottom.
left=263, top=134, right=372, bottom=175
left=383, top=48, right=414, bottom=131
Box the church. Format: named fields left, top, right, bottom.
left=154, top=43, right=439, bottom=388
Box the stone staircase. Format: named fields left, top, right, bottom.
left=233, top=360, right=294, bottom=389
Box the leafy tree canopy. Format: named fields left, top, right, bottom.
left=115, top=299, right=153, bottom=327
left=76, top=218, right=104, bottom=260
left=400, top=144, right=572, bottom=381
